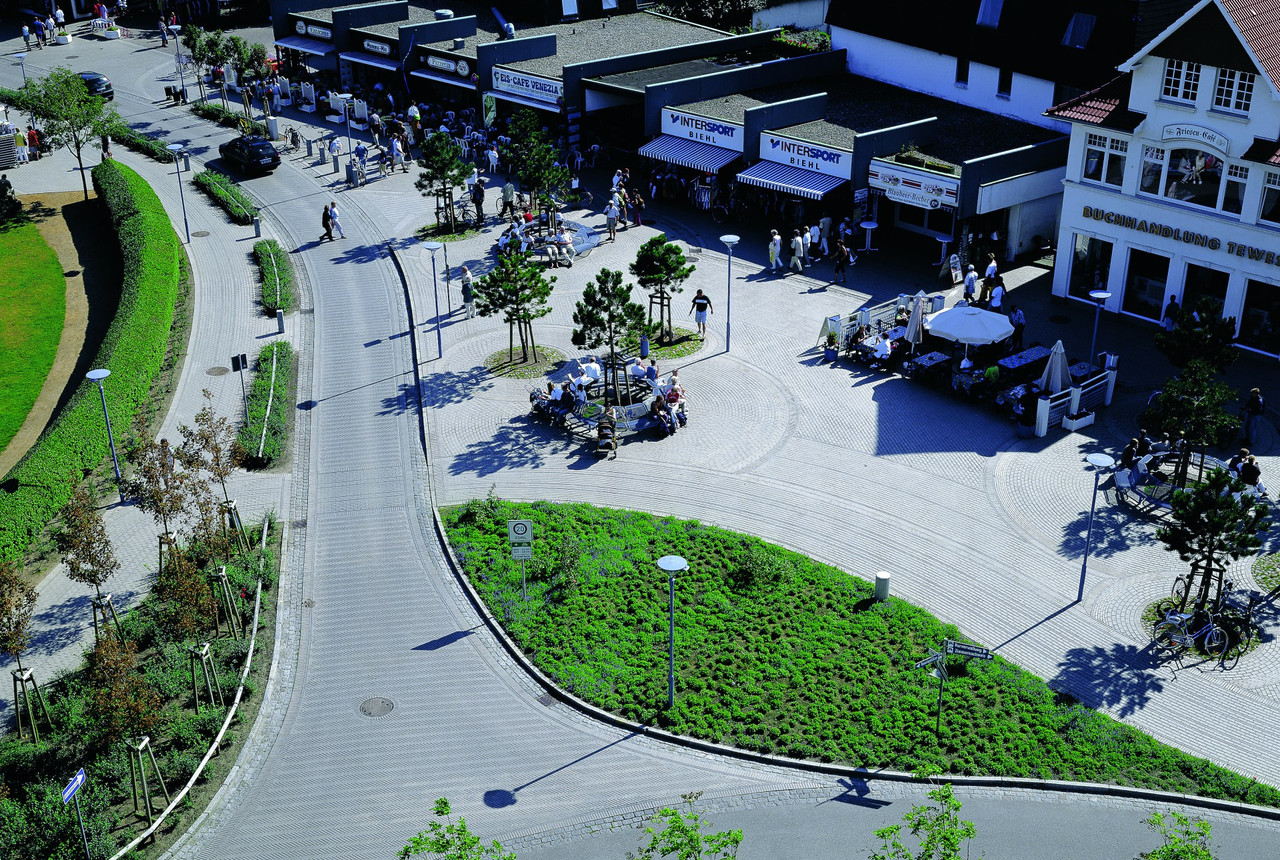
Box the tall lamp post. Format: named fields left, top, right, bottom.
left=423, top=240, right=444, bottom=359
left=169, top=26, right=186, bottom=102
left=1078, top=451, right=1116, bottom=601
left=657, top=555, right=688, bottom=711
left=1087, top=290, right=1112, bottom=370
left=166, top=144, right=191, bottom=243
left=14, top=53, right=29, bottom=127
left=720, top=234, right=739, bottom=352
left=86, top=369, right=124, bottom=504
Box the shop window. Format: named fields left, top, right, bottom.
left=1139, top=145, right=1166, bottom=195
left=1067, top=233, right=1113, bottom=300
left=976, top=0, right=1004, bottom=28
left=1083, top=134, right=1127, bottom=187
left=1062, top=13, right=1097, bottom=49
left=1240, top=279, right=1280, bottom=354
left=1183, top=264, right=1229, bottom=318
left=1213, top=68, right=1254, bottom=114
left=1223, top=164, right=1248, bottom=215
left=1260, top=172, right=1280, bottom=227
left=1163, top=148, right=1224, bottom=208
left=955, top=56, right=970, bottom=86
left=1162, top=58, right=1201, bottom=103
left=997, top=68, right=1012, bottom=98
left=1122, top=249, right=1170, bottom=319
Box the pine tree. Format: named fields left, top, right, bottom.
left=572, top=268, right=648, bottom=404
left=473, top=252, right=555, bottom=362
left=631, top=235, right=695, bottom=344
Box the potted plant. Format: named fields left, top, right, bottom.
left=824, top=331, right=839, bottom=363
left=102, top=24, right=121, bottom=39
left=54, top=29, right=71, bottom=45
left=1063, top=409, right=1095, bottom=431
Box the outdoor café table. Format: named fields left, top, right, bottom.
left=952, top=371, right=984, bottom=396
left=881, top=325, right=907, bottom=342
left=1069, top=361, right=1100, bottom=383
left=997, top=345, right=1051, bottom=383
left=906, top=351, right=949, bottom=383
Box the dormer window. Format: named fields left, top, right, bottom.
left=1162, top=59, right=1201, bottom=103
left=1213, top=68, right=1255, bottom=114
left=976, top=0, right=1004, bottom=28
left=1062, top=13, right=1096, bottom=49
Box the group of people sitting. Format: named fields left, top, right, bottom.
left=495, top=220, right=575, bottom=267
left=529, top=355, right=689, bottom=442
left=1228, top=447, right=1266, bottom=493
left=1118, top=430, right=1267, bottom=495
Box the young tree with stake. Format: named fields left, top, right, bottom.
left=631, top=235, right=695, bottom=344
left=415, top=131, right=472, bottom=234
left=473, top=252, right=556, bottom=363
left=13, top=66, right=124, bottom=199
left=572, top=268, right=648, bottom=405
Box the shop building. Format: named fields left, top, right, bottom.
left=1048, top=0, right=1280, bottom=357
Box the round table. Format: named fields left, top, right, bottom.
left=935, top=235, right=953, bottom=266
left=859, top=220, right=879, bottom=253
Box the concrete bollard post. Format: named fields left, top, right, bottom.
left=276, top=309, right=285, bottom=334
left=874, top=571, right=890, bottom=602
left=306, top=137, right=313, bottom=158
left=253, top=217, right=261, bottom=238
left=332, top=154, right=339, bottom=174
left=182, top=153, right=191, bottom=172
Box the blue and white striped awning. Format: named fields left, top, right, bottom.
left=340, top=51, right=400, bottom=72
left=736, top=160, right=848, bottom=200
left=638, top=135, right=739, bottom=173
left=274, top=36, right=333, bottom=56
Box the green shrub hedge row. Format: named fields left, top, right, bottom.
left=252, top=239, right=295, bottom=314
left=193, top=169, right=258, bottom=225
left=113, top=126, right=175, bottom=163
left=0, top=162, right=180, bottom=563
left=190, top=101, right=267, bottom=138
left=236, top=341, right=293, bottom=469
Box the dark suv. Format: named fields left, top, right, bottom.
left=78, top=71, right=114, bottom=101
left=218, top=136, right=281, bottom=174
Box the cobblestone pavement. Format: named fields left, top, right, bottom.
left=3, top=26, right=1280, bottom=860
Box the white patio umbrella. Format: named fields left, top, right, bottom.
left=903, top=294, right=926, bottom=353
left=1036, top=339, right=1072, bottom=394
left=924, top=305, right=1014, bottom=345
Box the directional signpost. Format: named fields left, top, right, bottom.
left=62, top=767, right=91, bottom=860
left=945, top=640, right=993, bottom=661
left=508, top=520, right=533, bottom=599
left=919, top=641, right=993, bottom=737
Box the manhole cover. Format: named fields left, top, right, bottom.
left=1049, top=314, right=1072, bottom=324
left=536, top=692, right=555, bottom=707
left=685, top=255, right=701, bottom=263
left=206, top=366, right=231, bottom=376
left=192, top=230, right=211, bottom=238
left=291, top=519, right=307, bottom=530
left=360, top=697, right=395, bottom=717
left=302, top=598, right=315, bottom=608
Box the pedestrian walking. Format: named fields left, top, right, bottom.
left=33, top=18, right=45, bottom=48
left=1243, top=387, right=1265, bottom=446
left=819, top=212, right=832, bottom=256
left=808, top=223, right=820, bottom=261
left=390, top=135, right=405, bottom=173
left=963, top=264, right=978, bottom=303
left=631, top=194, right=645, bottom=227
left=989, top=277, right=1006, bottom=313
left=14, top=130, right=27, bottom=165
left=320, top=204, right=334, bottom=241
left=461, top=266, right=476, bottom=318
left=55, top=6, right=65, bottom=26
left=160, top=19, right=168, bottom=46
left=1162, top=296, right=1180, bottom=331
left=604, top=198, right=619, bottom=241
left=22, top=24, right=31, bottom=50
left=832, top=240, right=852, bottom=284
left=768, top=229, right=782, bottom=273
left=472, top=179, right=486, bottom=228
left=499, top=179, right=516, bottom=220
left=328, top=201, right=345, bottom=239
left=689, top=289, right=713, bottom=339
left=328, top=136, right=342, bottom=162
left=1008, top=304, right=1026, bottom=349
left=789, top=229, right=805, bottom=273
left=27, top=127, right=39, bottom=161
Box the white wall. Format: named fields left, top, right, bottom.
left=752, top=0, right=831, bottom=31
left=830, top=27, right=1069, bottom=131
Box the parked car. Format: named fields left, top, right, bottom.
left=218, top=135, right=281, bottom=174
left=77, top=71, right=114, bottom=101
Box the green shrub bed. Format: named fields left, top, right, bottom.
left=113, top=126, right=176, bottom=163
left=236, top=341, right=293, bottom=469
left=190, top=102, right=267, bottom=138
left=252, top=239, right=295, bottom=314
left=193, top=170, right=258, bottom=226
left=444, top=500, right=1280, bottom=806
left=0, top=162, right=179, bottom=564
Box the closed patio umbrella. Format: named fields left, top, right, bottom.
left=904, top=294, right=926, bottom=353
left=1036, top=340, right=1072, bottom=394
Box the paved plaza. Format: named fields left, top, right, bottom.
left=2, top=24, right=1279, bottom=859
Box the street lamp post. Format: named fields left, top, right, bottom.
left=719, top=234, right=739, bottom=352
left=657, top=555, right=688, bottom=711
left=424, top=241, right=444, bottom=359
left=86, top=369, right=124, bottom=504
left=166, top=144, right=191, bottom=243
left=1079, top=452, right=1116, bottom=601
left=1087, top=290, right=1112, bottom=370
left=334, top=93, right=355, bottom=162
left=14, top=54, right=29, bottom=127
left=169, top=26, right=185, bottom=102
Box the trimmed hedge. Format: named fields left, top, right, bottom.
left=252, top=239, right=295, bottom=314
left=113, top=127, right=176, bottom=163
left=193, top=169, right=258, bottom=225
left=0, top=162, right=180, bottom=563
left=190, top=101, right=268, bottom=138
left=236, top=341, right=293, bottom=469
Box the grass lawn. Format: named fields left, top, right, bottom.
left=0, top=222, right=65, bottom=455
left=444, top=499, right=1280, bottom=806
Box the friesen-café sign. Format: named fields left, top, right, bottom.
left=760, top=132, right=851, bottom=179
left=362, top=39, right=392, bottom=56
left=661, top=110, right=743, bottom=152
left=1082, top=204, right=1280, bottom=265
left=491, top=68, right=562, bottom=104
left=1161, top=123, right=1229, bottom=155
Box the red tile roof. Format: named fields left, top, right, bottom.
left=1222, top=0, right=1280, bottom=92
left=1044, top=75, right=1147, bottom=130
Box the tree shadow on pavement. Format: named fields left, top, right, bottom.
left=1059, top=495, right=1159, bottom=560
left=421, top=367, right=495, bottom=408
left=870, top=379, right=1010, bottom=457
left=377, top=381, right=419, bottom=416
left=1051, top=642, right=1166, bottom=718
left=448, top=416, right=575, bottom=477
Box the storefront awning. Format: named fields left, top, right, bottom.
left=485, top=90, right=559, bottom=112
left=410, top=68, right=476, bottom=90
left=638, top=135, right=738, bottom=173
left=736, top=161, right=848, bottom=200
left=340, top=51, right=399, bottom=72
left=274, top=36, right=333, bottom=56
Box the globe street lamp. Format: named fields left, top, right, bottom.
left=166, top=144, right=191, bottom=243
left=1079, top=451, right=1116, bottom=601
left=86, top=369, right=124, bottom=504
left=423, top=240, right=444, bottom=359
left=1087, top=290, right=1112, bottom=370
left=657, top=555, right=688, bottom=710
left=720, top=234, right=739, bottom=352
left=169, top=26, right=186, bottom=103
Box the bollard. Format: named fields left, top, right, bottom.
left=306, top=137, right=314, bottom=158
left=276, top=309, right=285, bottom=335
left=874, top=571, right=891, bottom=602
left=182, top=153, right=191, bottom=172
left=332, top=154, right=339, bottom=174
left=253, top=217, right=261, bottom=238
left=164, top=85, right=173, bottom=100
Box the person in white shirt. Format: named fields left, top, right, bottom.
left=989, top=280, right=1006, bottom=313
left=963, top=264, right=979, bottom=302
left=577, top=357, right=602, bottom=394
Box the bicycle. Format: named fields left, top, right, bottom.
left=1153, top=606, right=1228, bottom=658
left=435, top=198, right=475, bottom=228
left=1221, top=589, right=1263, bottom=669
left=280, top=126, right=301, bottom=153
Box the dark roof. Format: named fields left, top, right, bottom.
left=503, top=13, right=727, bottom=79
left=826, top=0, right=1184, bottom=91
left=356, top=6, right=439, bottom=39
left=1243, top=136, right=1280, bottom=165
left=1222, top=0, right=1280, bottom=93
left=1043, top=74, right=1147, bottom=130
left=588, top=59, right=729, bottom=93
left=675, top=82, right=820, bottom=123
left=1156, top=2, right=1255, bottom=73
left=1134, top=0, right=1203, bottom=45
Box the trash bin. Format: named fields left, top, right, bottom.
left=265, top=117, right=278, bottom=141
left=164, top=85, right=173, bottom=99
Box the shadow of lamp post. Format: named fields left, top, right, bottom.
left=1079, top=451, right=1115, bottom=601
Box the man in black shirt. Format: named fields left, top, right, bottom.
left=689, top=289, right=713, bottom=339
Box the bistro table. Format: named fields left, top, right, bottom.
left=1069, top=361, right=1100, bottom=383
left=905, top=350, right=950, bottom=384
left=859, top=220, right=879, bottom=252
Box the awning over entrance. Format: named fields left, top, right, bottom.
left=736, top=161, right=847, bottom=200
left=340, top=51, right=399, bottom=72
left=274, top=36, right=333, bottom=56
left=638, top=135, right=738, bottom=173
left=485, top=90, right=559, bottom=112
left=410, top=68, right=476, bottom=90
